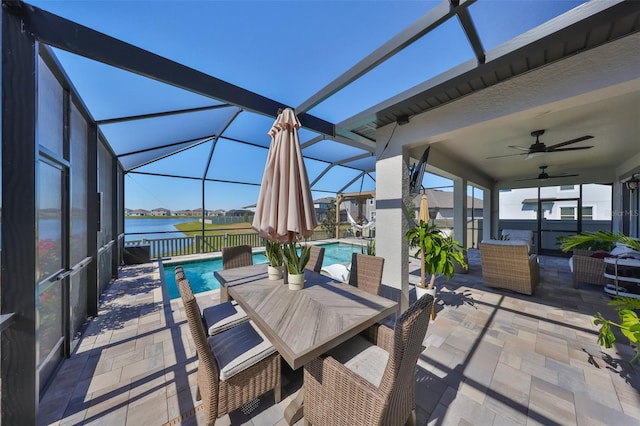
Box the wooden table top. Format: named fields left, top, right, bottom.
left=215, top=264, right=398, bottom=370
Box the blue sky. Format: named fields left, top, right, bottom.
left=30, top=0, right=584, bottom=211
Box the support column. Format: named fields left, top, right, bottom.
left=489, top=185, right=499, bottom=239
left=453, top=177, right=468, bottom=247
left=376, top=144, right=410, bottom=312
left=1, top=6, right=38, bottom=423
left=481, top=187, right=492, bottom=242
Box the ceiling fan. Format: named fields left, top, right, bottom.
left=515, top=165, right=579, bottom=181
left=487, top=129, right=594, bottom=160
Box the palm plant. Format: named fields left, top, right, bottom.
left=406, top=221, right=467, bottom=289
left=560, top=230, right=640, bottom=252
left=594, top=297, right=640, bottom=365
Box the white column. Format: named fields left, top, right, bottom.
left=453, top=177, right=467, bottom=247
left=376, top=143, right=410, bottom=312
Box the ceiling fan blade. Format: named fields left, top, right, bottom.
left=508, top=145, right=532, bottom=152
left=515, top=176, right=536, bottom=181
left=546, top=146, right=593, bottom=153
left=486, top=152, right=528, bottom=159
left=547, top=173, right=579, bottom=179
left=546, top=135, right=593, bottom=150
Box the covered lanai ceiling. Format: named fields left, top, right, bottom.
left=18, top=0, right=640, bottom=203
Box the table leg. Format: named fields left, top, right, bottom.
left=283, top=389, right=304, bottom=425
left=220, top=285, right=228, bottom=303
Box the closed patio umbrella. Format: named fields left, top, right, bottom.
left=419, top=194, right=430, bottom=223
left=252, top=108, right=317, bottom=243
left=418, top=194, right=430, bottom=289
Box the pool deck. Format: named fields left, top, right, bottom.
left=38, top=245, right=640, bottom=425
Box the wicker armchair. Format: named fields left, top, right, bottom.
left=572, top=249, right=609, bottom=288
left=348, top=253, right=385, bottom=296
left=305, top=246, right=325, bottom=273
left=303, top=294, right=434, bottom=426
left=175, top=266, right=249, bottom=335
left=479, top=240, right=539, bottom=295
left=222, top=245, right=253, bottom=270
left=179, top=275, right=281, bottom=425
left=220, top=245, right=253, bottom=301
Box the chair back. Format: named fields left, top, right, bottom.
left=348, top=253, right=384, bottom=296
left=222, top=245, right=253, bottom=270
left=181, top=281, right=220, bottom=421
left=174, top=266, right=194, bottom=301
left=379, top=294, right=433, bottom=424
left=305, top=246, right=325, bottom=273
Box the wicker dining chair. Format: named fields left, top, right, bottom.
left=348, top=253, right=385, bottom=296
left=303, top=293, right=434, bottom=426
left=305, top=246, right=325, bottom=273
left=175, top=266, right=249, bottom=336
left=220, top=245, right=254, bottom=301
left=222, top=245, right=254, bottom=270
left=180, top=278, right=281, bottom=425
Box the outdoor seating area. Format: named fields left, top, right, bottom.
left=37, top=250, right=640, bottom=425
left=2, top=2, right=639, bottom=424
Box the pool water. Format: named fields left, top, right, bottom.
left=163, top=242, right=365, bottom=299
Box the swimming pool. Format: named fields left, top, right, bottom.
left=163, top=242, right=365, bottom=299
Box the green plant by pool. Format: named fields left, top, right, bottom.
left=163, top=242, right=364, bottom=299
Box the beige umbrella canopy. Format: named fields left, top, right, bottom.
left=252, top=108, right=317, bottom=242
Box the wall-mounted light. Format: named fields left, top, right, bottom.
left=625, top=173, right=640, bottom=192
left=396, top=114, right=410, bottom=126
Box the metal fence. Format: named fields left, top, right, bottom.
left=124, top=229, right=338, bottom=259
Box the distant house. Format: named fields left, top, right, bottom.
left=130, top=209, right=150, bottom=216
left=210, top=209, right=225, bottom=216
left=226, top=209, right=254, bottom=218
left=173, top=209, right=192, bottom=216
left=151, top=207, right=171, bottom=216
left=314, top=197, right=337, bottom=222
left=124, top=208, right=133, bottom=216
left=411, top=189, right=483, bottom=221
left=242, top=204, right=257, bottom=213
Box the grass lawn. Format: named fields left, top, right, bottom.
left=174, top=221, right=256, bottom=236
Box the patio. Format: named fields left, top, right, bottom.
left=38, top=249, right=640, bottom=425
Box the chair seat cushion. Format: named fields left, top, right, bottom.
left=208, top=321, right=276, bottom=380
left=202, top=301, right=249, bottom=336
left=326, top=334, right=389, bottom=387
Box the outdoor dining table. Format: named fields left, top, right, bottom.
left=214, top=263, right=398, bottom=424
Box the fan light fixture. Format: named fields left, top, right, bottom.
left=625, top=174, right=640, bottom=192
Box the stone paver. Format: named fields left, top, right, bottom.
left=39, top=250, right=640, bottom=425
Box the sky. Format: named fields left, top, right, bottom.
left=29, top=0, right=585, bottom=211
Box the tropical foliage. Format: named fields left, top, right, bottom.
left=283, top=242, right=311, bottom=275
left=406, top=221, right=467, bottom=289
left=594, top=297, right=640, bottom=365
left=559, top=230, right=640, bottom=252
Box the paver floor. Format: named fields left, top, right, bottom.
left=39, top=248, right=640, bottom=425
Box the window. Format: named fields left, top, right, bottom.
left=560, top=185, right=575, bottom=191
left=560, top=206, right=575, bottom=220
left=582, top=206, right=593, bottom=221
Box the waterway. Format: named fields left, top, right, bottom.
left=125, top=217, right=199, bottom=241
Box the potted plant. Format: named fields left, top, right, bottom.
left=406, top=220, right=467, bottom=300
left=283, top=241, right=311, bottom=290
left=264, top=240, right=283, bottom=280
